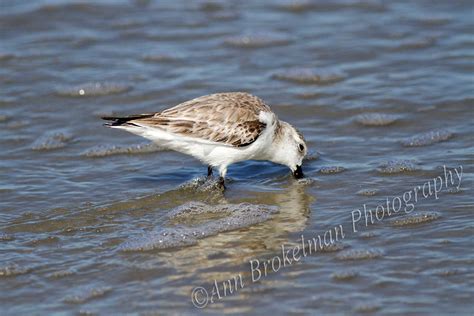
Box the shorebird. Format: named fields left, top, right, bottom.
left=102, top=92, right=307, bottom=187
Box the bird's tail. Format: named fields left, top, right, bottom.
left=101, top=113, right=155, bottom=127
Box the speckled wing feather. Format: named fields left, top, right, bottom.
left=129, top=92, right=272, bottom=147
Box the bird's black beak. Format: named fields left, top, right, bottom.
left=293, top=165, right=304, bottom=179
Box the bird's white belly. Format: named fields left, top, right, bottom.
left=171, top=139, right=260, bottom=167
left=125, top=125, right=266, bottom=166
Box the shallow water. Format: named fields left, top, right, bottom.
left=1, top=0, right=473, bottom=315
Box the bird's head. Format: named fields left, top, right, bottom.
left=271, top=121, right=307, bottom=179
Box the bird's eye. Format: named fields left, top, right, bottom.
left=298, top=144, right=305, bottom=152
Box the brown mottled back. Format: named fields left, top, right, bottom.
left=129, top=92, right=271, bottom=147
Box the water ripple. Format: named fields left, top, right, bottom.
left=119, top=202, right=278, bottom=251
left=391, top=212, right=440, bottom=227
left=354, top=113, right=400, bottom=126
left=336, top=248, right=384, bottom=260
left=273, top=68, right=345, bottom=85
left=377, top=160, right=418, bottom=174
left=31, top=131, right=74, bottom=151
left=63, top=286, right=112, bottom=304
left=82, top=143, right=164, bottom=158
left=0, top=264, right=31, bottom=277
left=401, top=130, right=454, bottom=147
left=224, top=33, right=291, bottom=48
left=319, top=166, right=346, bottom=174
left=55, top=82, right=131, bottom=97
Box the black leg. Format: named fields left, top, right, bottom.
left=207, top=166, right=213, bottom=178
left=218, top=176, right=226, bottom=189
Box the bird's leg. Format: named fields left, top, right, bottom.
left=218, top=176, right=226, bottom=189
left=218, top=165, right=228, bottom=190
left=207, top=166, right=213, bottom=178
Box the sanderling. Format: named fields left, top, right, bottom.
left=102, top=92, right=307, bottom=186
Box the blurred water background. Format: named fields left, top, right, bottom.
left=0, top=0, right=473, bottom=314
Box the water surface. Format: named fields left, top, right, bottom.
left=0, top=0, right=473, bottom=314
